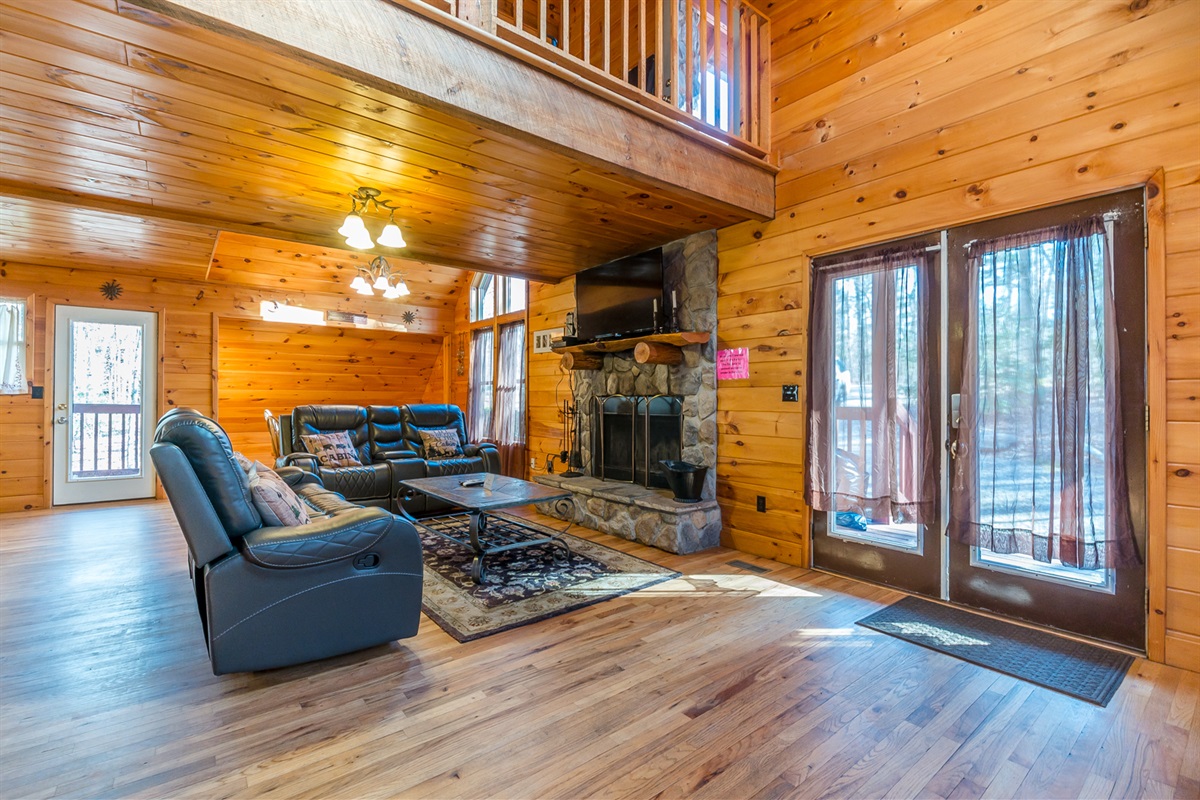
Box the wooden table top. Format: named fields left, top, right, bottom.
left=399, top=473, right=571, bottom=512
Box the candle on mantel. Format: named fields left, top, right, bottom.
left=671, top=290, right=677, bottom=311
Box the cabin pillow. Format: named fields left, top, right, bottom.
left=419, top=428, right=464, bottom=459
left=300, top=431, right=363, bottom=468
left=247, top=462, right=311, bottom=527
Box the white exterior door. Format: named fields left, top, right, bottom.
left=52, top=306, right=158, bottom=505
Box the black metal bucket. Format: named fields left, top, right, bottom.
left=658, top=460, right=708, bottom=503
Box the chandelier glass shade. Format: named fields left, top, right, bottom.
left=339, top=186, right=407, bottom=250
left=350, top=256, right=411, bottom=299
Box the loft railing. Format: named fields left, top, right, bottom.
left=498, top=0, right=769, bottom=155
left=405, top=0, right=770, bottom=157
left=71, top=403, right=142, bottom=478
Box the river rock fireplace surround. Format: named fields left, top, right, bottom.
left=534, top=231, right=721, bottom=555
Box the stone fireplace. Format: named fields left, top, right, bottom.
left=535, top=230, right=721, bottom=554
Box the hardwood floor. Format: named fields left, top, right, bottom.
left=1, top=502, right=1197, bottom=799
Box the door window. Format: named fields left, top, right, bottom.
left=953, top=221, right=1121, bottom=590
left=807, top=238, right=943, bottom=598
left=68, top=320, right=145, bottom=480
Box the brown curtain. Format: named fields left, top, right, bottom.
left=948, top=218, right=1139, bottom=569
left=805, top=242, right=938, bottom=525
left=468, top=328, right=493, bottom=442
left=493, top=322, right=527, bottom=477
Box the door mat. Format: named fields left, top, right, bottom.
left=856, top=595, right=1134, bottom=706
left=418, top=514, right=679, bottom=642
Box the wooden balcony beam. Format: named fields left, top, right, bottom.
left=123, top=0, right=775, bottom=221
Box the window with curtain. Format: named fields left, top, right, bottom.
left=0, top=299, right=27, bottom=395
left=468, top=273, right=528, bottom=476
left=805, top=243, right=938, bottom=533
left=493, top=322, right=527, bottom=476
left=949, top=217, right=1140, bottom=570
left=468, top=327, right=493, bottom=441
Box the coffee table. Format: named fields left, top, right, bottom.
left=398, top=473, right=573, bottom=582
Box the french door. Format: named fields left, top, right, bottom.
left=944, top=191, right=1146, bottom=649
left=52, top=306, right=158, bottom=505
left=809, top=235, right=943, bottom=598
left=811, top=189, right=1147, bottom=651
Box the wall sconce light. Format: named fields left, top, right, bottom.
left=349, top=256, right=411, bottom=299
left=337, top=186, right=407, bottom=250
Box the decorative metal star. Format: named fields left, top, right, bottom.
left=401, top=310, right=417, bottom=325
left=100, top=280, right=123, bottom=300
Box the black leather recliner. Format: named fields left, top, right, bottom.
left=396, top=404, right=501, bottom=515
left=150, top=409, right=424, bottom=675
left=281, top=405, right=393, bottom=509
left=398, top=404, right=500, bottom=476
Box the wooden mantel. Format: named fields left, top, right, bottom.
left=555, top=331, right=710, bottom=369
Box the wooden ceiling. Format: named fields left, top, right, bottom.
left=0, top=0, right=772, bottom=285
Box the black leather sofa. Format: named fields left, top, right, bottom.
left=278, top=403, right=500, bottom=516
left=282, top=405, right=398, bottom=510
left=150, top=409, right=424, bottom=674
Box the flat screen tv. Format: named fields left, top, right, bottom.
left=575, top=248, right=664, bottom=342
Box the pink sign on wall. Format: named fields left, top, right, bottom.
left=716, top=347, right=749, bottom=380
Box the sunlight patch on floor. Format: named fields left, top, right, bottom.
left=629, top=574, right=824, bottom=598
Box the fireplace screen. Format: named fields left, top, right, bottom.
left=596, top=395, right=683, bottom=488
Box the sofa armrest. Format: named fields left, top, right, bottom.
left=377, top=451, right=422, bottom=461
left=278, top=452, right=319, bottom=472
left=239, top=507, right=393, bottom=568
left=276, top=466, right=323, bottom=489
left=462, top=442, right=501, bottom=473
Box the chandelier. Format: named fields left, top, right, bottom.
left=337, top=186, right=407, bottom=250
left=350, top=256, right=411, bottom=299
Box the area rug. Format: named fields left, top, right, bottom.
left=417, top=513, right=679, bottom=642
left=856, top=595, right=1134, bottom=706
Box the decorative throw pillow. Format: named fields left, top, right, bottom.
left=247, top=462, right=311, bottom=527
left=419, top=428, right=464, bottom=459
left=300, top=431, right=362, bottom=468
left=230, top=451, right=254, bottom=487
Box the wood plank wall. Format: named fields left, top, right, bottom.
left=715, top=0, right=1200, bottom=670
left=215, top=318, right=443, bottom=463
left=527, top=277, right=575, bottom=477
left=0, top=261, right=454, bottom=512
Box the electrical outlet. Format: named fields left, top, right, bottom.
left=530, top=457, right=537, bottom=470
left=782, top=384, right=799, bottom=402
left=756, top=495, right=766, bottom=512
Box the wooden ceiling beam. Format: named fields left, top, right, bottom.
left=120, top=0, right=775, bottom=220
left=0, top=181, right=556, bottom=281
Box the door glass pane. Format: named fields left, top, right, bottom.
left=970, top=234, right=1110, bottom=589
left=831, top=267, right=921, bottom=551
left=69, top=321, right=144, bottom=480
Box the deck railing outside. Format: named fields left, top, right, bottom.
left=71, top=403, right=142, bottom=478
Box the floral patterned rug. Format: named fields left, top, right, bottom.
left=416, top=513, right=680, bottom=642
